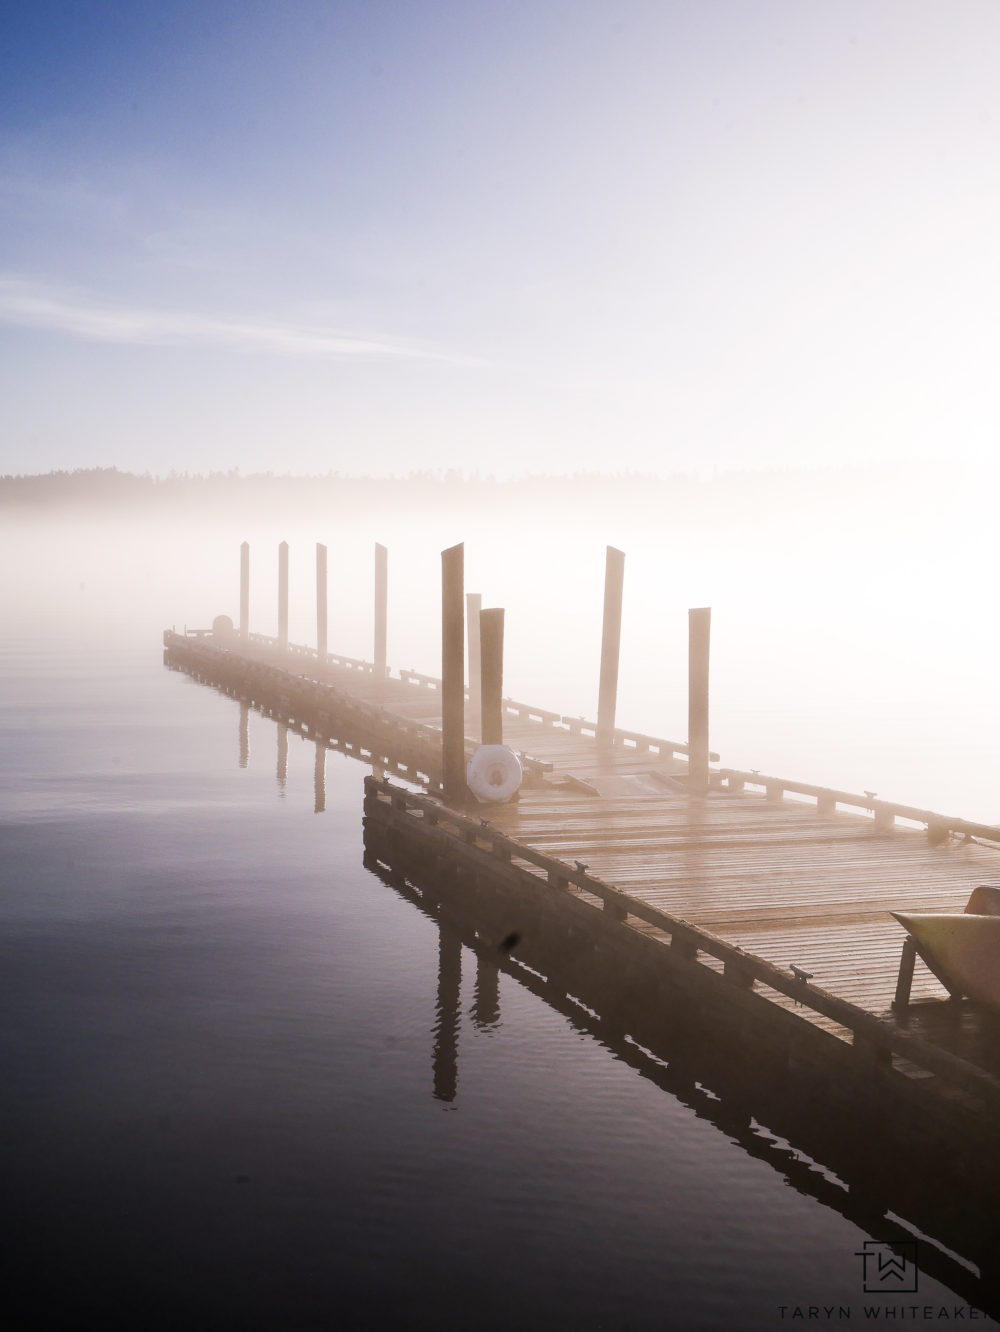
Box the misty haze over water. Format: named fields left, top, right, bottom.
left=2, top=466, right=999, bottom=1328
left=4, top=464, right=997, bottom=823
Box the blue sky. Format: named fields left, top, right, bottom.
left=3, top=0, right=1000, bottom=477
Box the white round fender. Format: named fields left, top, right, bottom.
left=467, top=744, right=523, bottom=803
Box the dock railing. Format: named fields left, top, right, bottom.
left=397, top=666, right=707, bottom=758
left=247, top=631, right=375, bottom=674
left=718, top=768, right=1000, bottom=845
left=165, top=631, right=554, bottom=780
left=238, top=635, right=705, bottom=763
left=561, top=714, right=720, bottom=761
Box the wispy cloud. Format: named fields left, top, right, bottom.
left=0, top=276, right=469, bottom=363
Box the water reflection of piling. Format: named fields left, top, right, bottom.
left=314, top=739, right=326, bottom=813
left=277, top=722, right=288, bottom=789
left=239, top=700, right=250, bottom=768
left=473, top=953, right=500, bottom=1028
left=433, top=918, right=462, bottom=1102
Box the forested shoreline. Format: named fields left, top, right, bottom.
left=0, top=463, right=941, bottom=524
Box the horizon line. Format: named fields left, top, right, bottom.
left=0, top=459, right=950, bottom=486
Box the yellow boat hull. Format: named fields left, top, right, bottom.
left=892, top=912, right=1000, bottom=1009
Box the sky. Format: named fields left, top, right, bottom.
left=2, top=0, right=1000, bottom=479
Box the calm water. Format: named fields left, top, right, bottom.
left=2, top=632, right=997, bottom=1330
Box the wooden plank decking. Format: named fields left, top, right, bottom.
left=483, top=788, right=995, bottom=1013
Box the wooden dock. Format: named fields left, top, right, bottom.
left=164, top=622, right=1000, bottom=1098
left=163, top=512, right=1000, bottom=1184
left=162, top=520, right=1000, bottom=1316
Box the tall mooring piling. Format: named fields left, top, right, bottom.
left=597, top=546, right=625, bottom=746
left=374, top=543, right=388, bottom=680
left=687, top=607, right=711, bottom=794
left=278, top=540, right=289, bottom=648
left=479, top=607, right=505, bottom=747
left=239, top=541, right=250, bottom=640
left=441, top=542, right=465, bottom=804
left=466, top=591, right=482, bottom=732
left=316, top=542, right=328, bottom=659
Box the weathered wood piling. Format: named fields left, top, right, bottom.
left=597, top=546, right=625, bottom=746
left=239, top=541, right=250, bottom=640
left=688, top=606, right=711, bottom=793
left=479, top=607, right=504, bottom=747
left=441, top=542, right=465, bottom=804
left=278, top=540, right=289, bottom=648
left=374, top=542, right=388, bottom=680
left=316, top=542, right=328, bottom=659
left=466, top=592, right=482, bottom=730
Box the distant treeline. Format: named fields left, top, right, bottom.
left=0, top=465, right=701, bottom=512
left=0, top=462, right=952, bottom=528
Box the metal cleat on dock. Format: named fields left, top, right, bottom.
left=790, top=965, right=813, bottom=1004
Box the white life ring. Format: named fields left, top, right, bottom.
left=467, top=744, right=523, bottom=803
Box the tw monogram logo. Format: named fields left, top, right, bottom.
left=855, top=1240, right=919, bottom=1293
